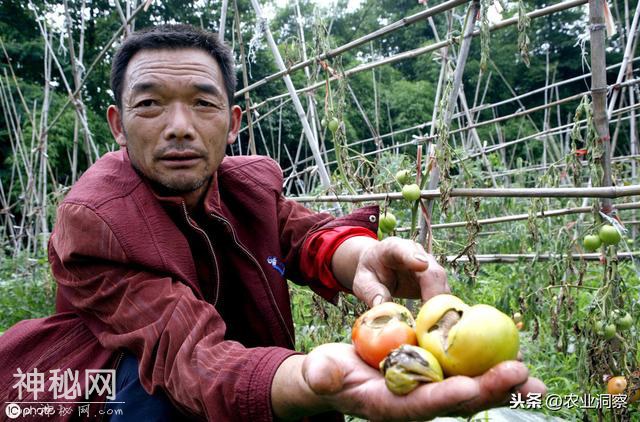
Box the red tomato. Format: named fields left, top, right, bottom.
left=351, top=302, right=417, bottom=368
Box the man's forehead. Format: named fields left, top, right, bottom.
left=124, top=49, right=223, bottom=91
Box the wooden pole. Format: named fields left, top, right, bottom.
left=233, top=0, right=256, bottom=155
left=589, top=0, right=613, bottom=214
left=249, top=0, right=331, bottom=188
left=422, top=0, right=480, bottom=246
left=293, top=185, right=640, bottom=203
left=219, top=0, right=229, bottom=41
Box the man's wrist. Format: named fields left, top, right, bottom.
left=331, top=236, right=379, bottom=290
left=271, top=354, right=331, bottom=420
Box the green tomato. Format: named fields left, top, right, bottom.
left=328, top=117, right=340, bottom=133
left=379, top=212, right=397, bottom=233
left=394, top=170, right=411, bottom=185
left=593, top=320, right=605, bottom=335
left=616, top=313, right=633, bottom=330
left=603, top=323, right=617, bottom=339
left=599, top=225, right=621, bottom=245
left=583, top=235, right=602, bottom=252
left=402, top=184, right=421, bottom=202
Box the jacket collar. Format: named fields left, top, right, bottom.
left=122, top=147, right=224, bottom=217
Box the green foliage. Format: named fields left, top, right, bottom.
left=0, top=253, right=56, bottom=332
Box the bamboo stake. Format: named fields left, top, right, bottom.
left=284, top=104, right=640, bottom=180
left=44, top=1, right=148, bottom=135
left=423, top=0, right=480, bottom=234
left=233, top=0, right=256, bottom=155
left=293, top=185, right=640, bottom=203
left=294, top=0, right=320, bottom=162
left=235, top=0, right=471, bottom=98
left=606, top=0, right=640, bottom=119
left=345, top=82, right=382, bottom=152
left=219, top=0, right=229, bottom=41
left=249, top=0, right=331, bottom=188
left=589, top=0, right=614, bottom=214
left=430, top=201, right=640, bottom=229
left=444, top=252, right=639, bottom=263
left=246, top=0, right=588, bottom=113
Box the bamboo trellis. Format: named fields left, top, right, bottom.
left=1, top=0, right=639, bottom=262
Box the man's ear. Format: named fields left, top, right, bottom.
left=107, top=105, right=127, bottom=147
left=226, top=105, right=243, bottom=146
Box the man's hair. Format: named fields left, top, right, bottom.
left=110, top=24, right=236, bottom=109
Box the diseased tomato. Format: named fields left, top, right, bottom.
left=607, top=376, right=640, bottom=402
left=352, top=302, right=417, bottom=368
left=416, top=294, right=519, bottom=377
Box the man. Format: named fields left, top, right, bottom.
left=0, top=25, right=544, bottom=421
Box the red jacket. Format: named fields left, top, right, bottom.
left=0, top=149, right=379, bottom=421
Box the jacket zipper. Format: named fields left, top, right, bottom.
left=182, top=202, right=220, bottom=306
left=96, top=350, right=124, bottom=422
left=210, top=213, right=295, bottom=347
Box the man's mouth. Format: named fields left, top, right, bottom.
left=158, top=151, right=203, bottom=168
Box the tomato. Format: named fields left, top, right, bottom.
left=394, top=170, right=411, bottom=185
left=616, top=312, right=633, bottom=330
left=516, top=321, right=524, bottom=331
left=512, top=312, right=523, bottom=324
left=380, top=344, right=443, bottom=395
left=599, top=225, right=621, bottom=245
left=416, top=294, right=519, bottom=377
left=401, top=184, right=421, bottom=202
left=379, top=212, right=397, bottom=233
left=583, top=234, right=602, bottom=252
left=328, top=117, right=340, bottom=133
left=607, top=376, right=640, bottom=402
left=352, top=302, right=417, bottom=368
left=593, top=320, right=605, bottom=336
left=603, top=323, right=617, bottom=339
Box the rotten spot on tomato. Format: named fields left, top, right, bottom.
left=427, top=308, right=463, bottom=350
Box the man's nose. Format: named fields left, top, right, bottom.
left=163, top=103, right=195, bottom=141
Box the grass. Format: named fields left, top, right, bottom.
left=0, top=253, right=56, bottom=333
left=2, top=250, right=639, bottom=420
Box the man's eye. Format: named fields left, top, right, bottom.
left=196, top=99, right=216, bottom=107
left=136, top=99, right=157, bottom=107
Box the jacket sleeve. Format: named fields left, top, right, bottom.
left=49, top=202, right=297, bottom=422
left=276, top=192, right=380, bottom=295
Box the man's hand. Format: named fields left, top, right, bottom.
left=272, top=343, right=546, bottom=421
left=332, top=236, right=449, bottom=307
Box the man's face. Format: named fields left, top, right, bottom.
left=107, top=48, right=241, bottom=194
